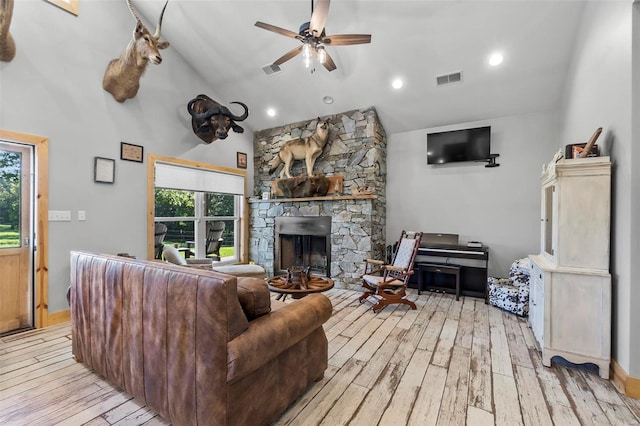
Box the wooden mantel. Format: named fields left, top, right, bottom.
left=247, top=194, right=377, bottom=203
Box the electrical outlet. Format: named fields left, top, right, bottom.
left=48, top=211, right=71, bottom=221
left=78, top=210, right=86, bottom=221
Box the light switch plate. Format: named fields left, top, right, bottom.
left=48, top=211, right=71, bottom=221
left=78, top=211, right=86, bottom=221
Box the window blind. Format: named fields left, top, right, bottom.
left=154, top=162, right=244, bottom=195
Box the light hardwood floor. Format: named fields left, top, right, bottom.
left=1, top=288, right=639, bottom=425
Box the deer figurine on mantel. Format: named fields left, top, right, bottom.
left=103, top=0, right=169, bottom=102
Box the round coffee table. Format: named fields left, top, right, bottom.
left=267, top=274, right=334, bottom=301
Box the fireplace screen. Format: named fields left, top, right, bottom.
left=275, top=216, right=331, bottom=277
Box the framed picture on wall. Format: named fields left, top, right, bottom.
left=120, top=142, right=144, bottom=163
left=237, top=152, right=247, bottom=169
left=94, top=157, right=115, bottom=184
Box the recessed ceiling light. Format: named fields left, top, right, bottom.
left=392, top=78, right=404, bottom=89
left=322, top=96, right=334, bottom=104
left=489, top=52, right=504, bottom=66
left=266, top=108, right=276, bottom=117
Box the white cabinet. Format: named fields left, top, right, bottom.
left=529, top=156, right=611, bottom=379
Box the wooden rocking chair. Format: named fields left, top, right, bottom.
left=358, top=230, right=423, bottom=313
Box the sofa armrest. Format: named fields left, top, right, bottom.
left=226, top=293, right=332, bottom=382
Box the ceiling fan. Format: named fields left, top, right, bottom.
left=255, top=0, right=371, bottom=72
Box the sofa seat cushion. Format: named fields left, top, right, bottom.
left=236, top=278, right=271, bottom=320
left=212, top=264, right=266, bottom=279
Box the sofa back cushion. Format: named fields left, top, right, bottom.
left=236, top=278, right=271, bottom=320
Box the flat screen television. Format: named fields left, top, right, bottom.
left=427, top=126, right=491, bottom=165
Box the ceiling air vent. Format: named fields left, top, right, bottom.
left=262, top=64, right=282, bottom=76
left=436, top=71, right=462, bottom=86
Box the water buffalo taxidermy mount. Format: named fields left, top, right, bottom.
left=0, top=0, right=16, bottom=62
left=103, top=0, right=169, bottom=102
left=187, top=94, right=249, bottom=144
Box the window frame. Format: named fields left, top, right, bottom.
left=147, top=155, right=247, bottom=263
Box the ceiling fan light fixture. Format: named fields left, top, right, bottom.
left=255, top=0, right=370, bottom=73
left=317, top=45, right=327, bottom=64
left=302, top=43, right=312, bottom=68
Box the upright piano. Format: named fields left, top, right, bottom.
left=410, top=233, right=489, bottom=300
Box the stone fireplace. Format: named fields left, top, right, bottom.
left=249, top=107, right=387, bottom=290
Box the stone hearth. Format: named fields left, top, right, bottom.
left=249, top=107, right=387, bottom=290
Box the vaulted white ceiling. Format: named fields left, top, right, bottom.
left=134, top=0, right=585, bottom=135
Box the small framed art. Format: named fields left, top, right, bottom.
left=237, top=152, right=247, bottom=169
left=94, top=157, right=115, bottom=184
left=121, top=142, right=144, bottom=163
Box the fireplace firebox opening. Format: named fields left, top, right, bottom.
left=275, top=216, right=331, bottom=277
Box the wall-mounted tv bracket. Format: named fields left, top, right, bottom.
left=484, top=154, right=500, bottom=168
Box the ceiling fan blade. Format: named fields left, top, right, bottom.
left=322, top=50, right=337, bottom=72
left=309, top=0, right=330, bottom=36
left=255, top=21, right=301, bottom=39
left=273, top=45, right=303, bottom=66
left=322, top=34, right=371, bottom=46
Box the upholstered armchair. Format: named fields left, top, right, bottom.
left=162, top=244, right=214, bottom=269
left=487, top=257, right=531, bottom=317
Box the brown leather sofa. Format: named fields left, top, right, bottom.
left=69, top=251, right=332, bottom=425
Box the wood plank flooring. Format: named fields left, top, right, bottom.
left=1, top=288, right=639, bottom=425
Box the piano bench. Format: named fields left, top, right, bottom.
left=417, top=263, right=461, bottom=301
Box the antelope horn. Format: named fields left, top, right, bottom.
left=125, top=0, right=142, bottom=23
left=153, top=0, right=169, bottom=39
left=227, top=101, right=249, bottom=122
left=187, top=99, right=221, bottom=120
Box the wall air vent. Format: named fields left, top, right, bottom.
left=436, top=71, right=463, bottom=86
left=262, top=64, right=282, bottom=76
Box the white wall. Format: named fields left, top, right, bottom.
left=0, top=1, right=254, bottom=313
left=558, top=1, right=638, bottom=376
left=387, top=111, right=559, bottom=277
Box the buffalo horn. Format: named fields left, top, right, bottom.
left=228, top=101, right=249, bottom=121
left=187, top=98, right=221, bottom=119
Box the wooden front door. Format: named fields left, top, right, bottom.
left=0, top=141, right=34, bottom=333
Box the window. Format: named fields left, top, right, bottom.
left=150, top=158, right=246, bottom=263
left=0, top=149, right=22, bottom=248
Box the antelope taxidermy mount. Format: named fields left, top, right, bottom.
left=0, top=0, right=16, bottom=62
left=103, top=0, right=169, bottom=102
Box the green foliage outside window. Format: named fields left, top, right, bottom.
left=206, top=193, right=234, bottom=216
left=155, top=189, right=195, bottom=217
left=0, top=151, right=21, bottom=247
